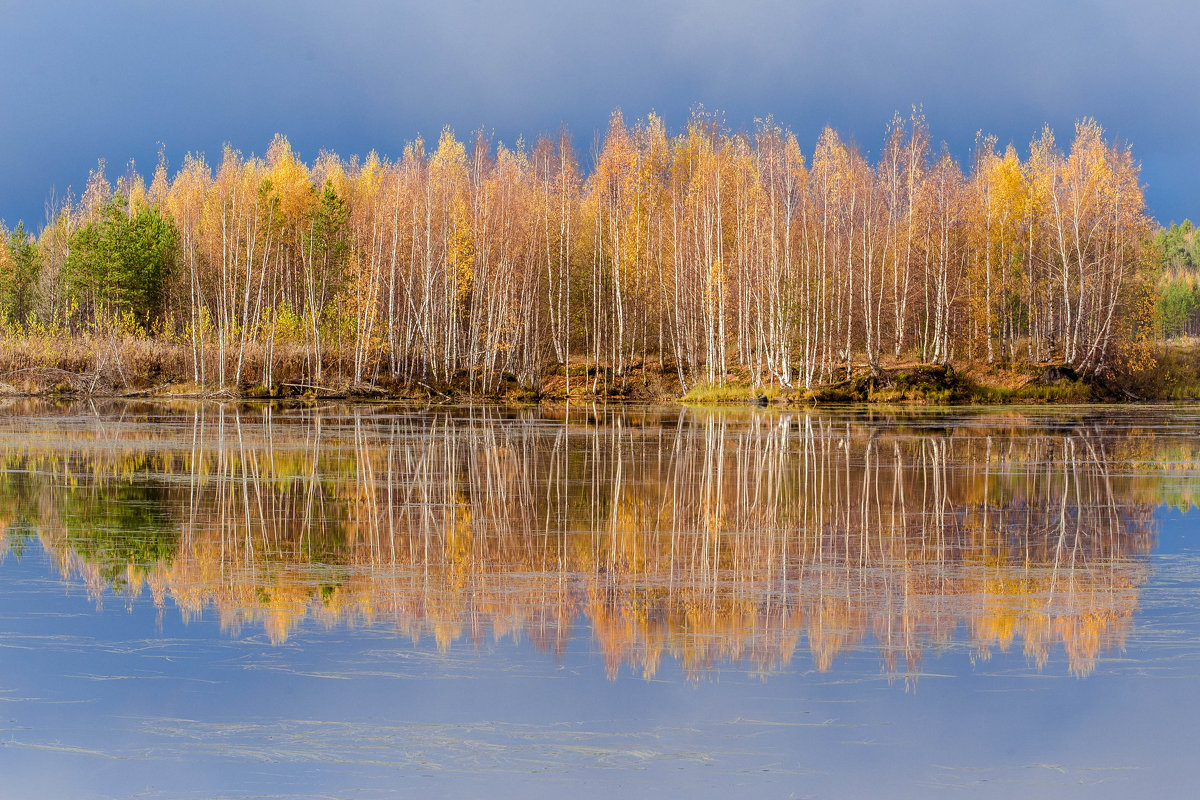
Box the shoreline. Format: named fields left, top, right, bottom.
left=1, top=358, right=1192, bottom=406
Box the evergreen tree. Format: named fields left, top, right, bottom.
left=65, top=195, right=178, bottom=327
left=0, top=221, right=40, bottom=328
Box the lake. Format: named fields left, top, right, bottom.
left=1, top=400, right=1199, bottom=798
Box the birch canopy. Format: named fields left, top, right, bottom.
left=0, top=111, right=1156, bottom=393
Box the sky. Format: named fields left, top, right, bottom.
left=1, top=0, right=1197, bottom=229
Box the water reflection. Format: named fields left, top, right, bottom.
left=0, top=401, right=1188, bottom=680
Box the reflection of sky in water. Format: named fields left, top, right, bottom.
left=1, top=406, right=1199, bottom=798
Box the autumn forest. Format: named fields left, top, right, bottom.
left=0, top=111, right=1165, bottom=398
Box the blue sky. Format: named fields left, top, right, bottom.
left=2, top=0, right=1197, bottom=228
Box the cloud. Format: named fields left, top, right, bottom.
left=1, top=0, right=1196, bottom=226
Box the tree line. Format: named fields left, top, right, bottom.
left=1154, top=220, right=1200, bottom=338
left=0, top=110, right=1160, bottom=393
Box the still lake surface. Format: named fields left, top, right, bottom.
left=1, top=400, right=1199, bottom=798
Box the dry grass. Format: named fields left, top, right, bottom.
left=1, top=333, right=1194, bottom=404
left=0, top=333, right=329, bottom=396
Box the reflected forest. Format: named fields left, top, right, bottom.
left=0, top=402, right=1189, bottom=680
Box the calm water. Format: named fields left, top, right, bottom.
left=1, top=400, right=1199, bottom=799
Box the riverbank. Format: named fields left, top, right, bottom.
left=1, top=334, right=1198, bottom=405
left=682, top=363, right=1133, bottom=406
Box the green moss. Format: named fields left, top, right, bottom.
left=244, top=384, right=276, bottom=399
left=681, top=382, right=757, bottom=405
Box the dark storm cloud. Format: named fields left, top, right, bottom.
left=1, top=0, right=1197, bottom=227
